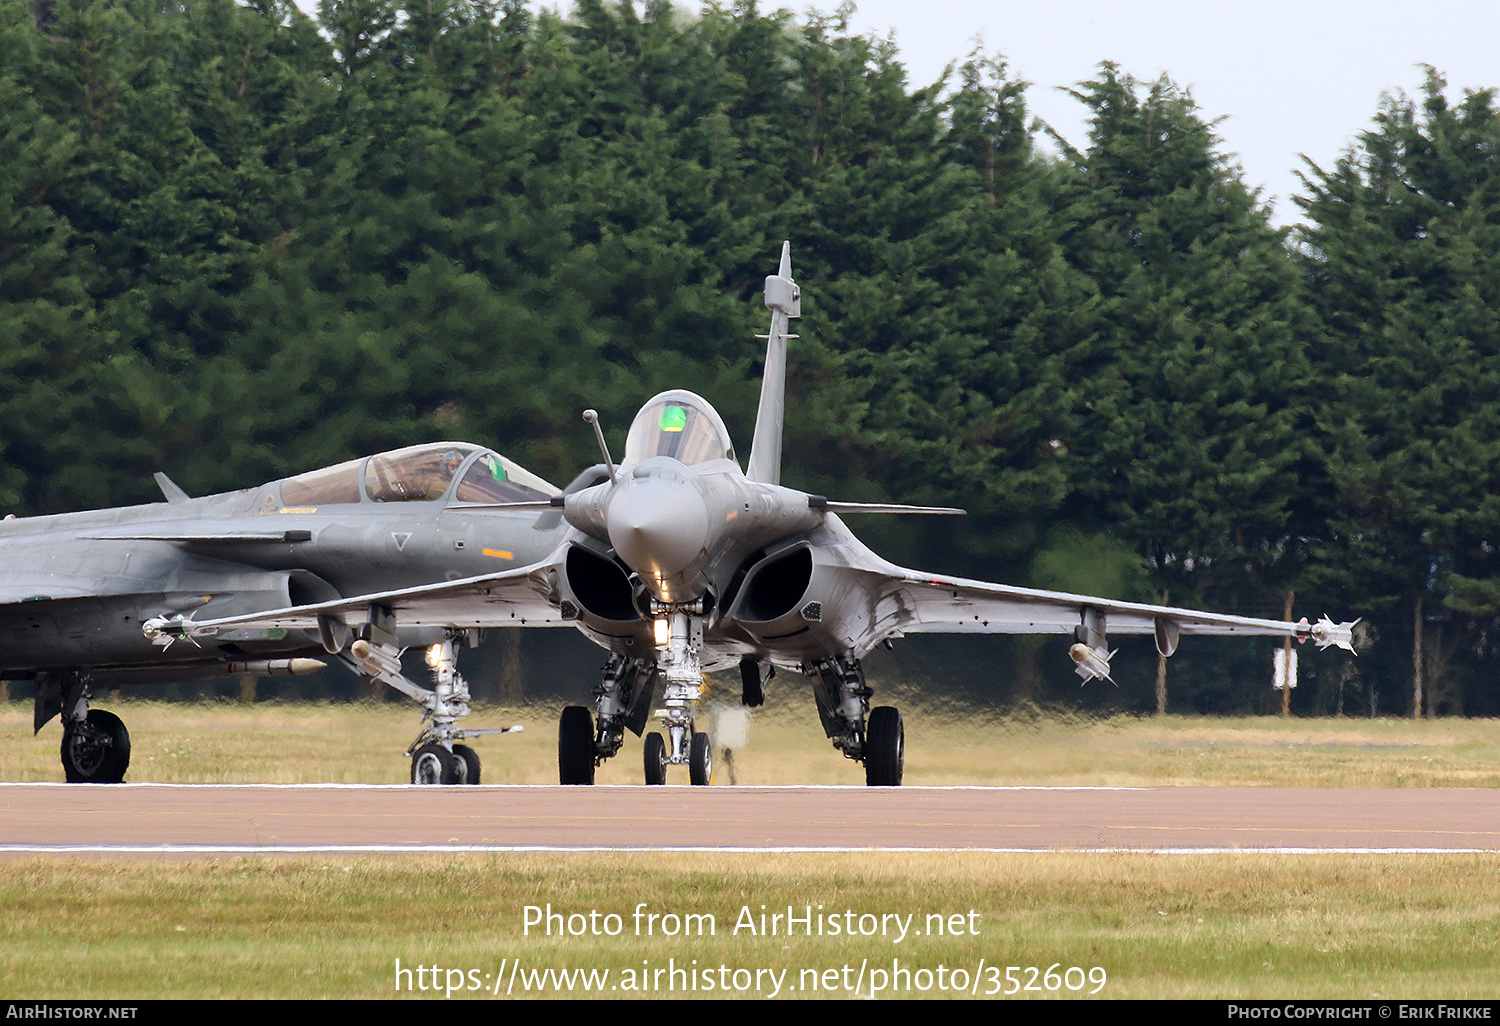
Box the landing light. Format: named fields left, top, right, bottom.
left=425, top=644, right=443, bottom=668
left=653, top=618, right=670, bottom=647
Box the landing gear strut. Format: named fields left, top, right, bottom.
left=341, top=611, right=514, bottom=784
left=556, top=655, right=657, bottom=784
left=561, top=607, right=714, bottom=786
left=644, top=607, right=711, bottom=785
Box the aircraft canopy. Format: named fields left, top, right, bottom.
left=278, top=443, right=559, bottom=506
left=624, top=391, right=735, bottom=467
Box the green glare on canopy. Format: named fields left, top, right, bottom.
left=660, top=405, right=688, bottom=432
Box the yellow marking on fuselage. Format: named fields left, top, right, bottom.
left=482, top=548, right=513, bottom=560
left=279, top=507, right=317, bottom=514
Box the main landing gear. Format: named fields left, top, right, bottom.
left=558, top=609, right=718, bottom=786
left=559, top=616, right=902, bottom=786
left=62, top=708, right=132, bottom=784
left=555, top=654, right=689, bottom=785
left=340, top=610, right=520, bottom=784
left=34, top=671, right=132, bottom=784
left=807, top=657, right=904, bottom=786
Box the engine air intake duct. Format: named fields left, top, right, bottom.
left=564, top=546, right=640, bottom=622
left=738, top=547, right=813, bottom=623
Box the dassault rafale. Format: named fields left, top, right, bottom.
left=7, top=244, right=1355, bottom=786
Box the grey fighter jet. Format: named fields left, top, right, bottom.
left=7, top=443, right=576, bottom=783
left=171, top=244, right=1356, bottom=786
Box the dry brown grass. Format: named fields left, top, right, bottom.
left=3, top=851, right=1499, bottom=999
left=5, top=694, right=1500, bottom=786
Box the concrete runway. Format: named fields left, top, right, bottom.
left=2, top=783, right=1498, bottom=854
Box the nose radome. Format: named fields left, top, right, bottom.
left=606, top=477, right=710, bottom=587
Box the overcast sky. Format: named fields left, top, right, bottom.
left=295, top=1, right=1500, bottom=226
left=798, top=0, right=1500, bottom=225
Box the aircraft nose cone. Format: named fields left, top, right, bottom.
left=606, top=477, right=710, bottom=596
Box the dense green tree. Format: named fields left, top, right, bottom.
left=1298, top=69, right=1500, bottom=715
left=7, top=1, right=1500, bottom=713
left=0, top=4, right=106, bottom=512
left=1052, top=66, right=1316, bottom=611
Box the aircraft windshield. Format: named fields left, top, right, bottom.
left=623, top=391, right=735, bottom=467
left=364, top=443, right=479, bottom=502
left=454, top=452, right=561, bottom=502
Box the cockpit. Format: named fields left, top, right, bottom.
left=623, top=391, right=736, bottom=467
left=277, top=443, right=560, bottom=506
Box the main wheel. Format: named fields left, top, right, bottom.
left=558, top=706, right=596, bottom=785
left=411, top=743, right=458, bottom=784
left=864, top=706, right=904, bottom=786
left=451, top=744, right=481, bottom=785
left=61, top=709, right=131, bottom=783
left=689, top=731, right=712, bottom=786
left=643, top=732, right=667, bottom=784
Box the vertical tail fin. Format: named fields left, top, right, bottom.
left=746, top=242, right=800, bottom=485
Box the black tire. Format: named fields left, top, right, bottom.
left=689, top=731, right=712, bottom=786
left=452, top=744, right=481, bottom=785
left=558, top=706, right=595, bottom=785
left=411, top=743, right=458, bottom=784
left=864, top=706, right=904, bottom=786
left=61, top=709, right=131, bottom=783
left=643, top=733, right=667, bottom=785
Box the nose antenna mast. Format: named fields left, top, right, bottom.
left=582, top=409, right=616, bottom=483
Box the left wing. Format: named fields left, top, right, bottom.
left=849, top=559, right=1354, bottom=682
left=145, top=554, right=570, bottom=645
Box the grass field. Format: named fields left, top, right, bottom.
left=2, top=852, right=1498, bottom=999
left=5, top=692, right=1500, bottom=787
left=3, top=696, right=1500, bottom=999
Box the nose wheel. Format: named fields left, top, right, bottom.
left=643, top=732, right=667, bottom=784
left=640, top=730, right=710, bottom=784
left=451, top=743, right=481, bottom=784
left=689, top=731, right=712, bottom=785
left=411, top=742, right=460, bottom=785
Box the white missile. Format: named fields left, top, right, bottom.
left=350, top=638, right=404, bottom=677
left=1069, top=643, right=1118, bottom=684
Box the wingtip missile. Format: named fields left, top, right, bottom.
left=142, top=613, right=203, bottom=649
left=1309, top=616, right=1359, bottom=653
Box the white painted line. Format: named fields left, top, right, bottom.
left=0, top=844, right=1492, bottom=855
left=0, top=782, right=1152, bottom=790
